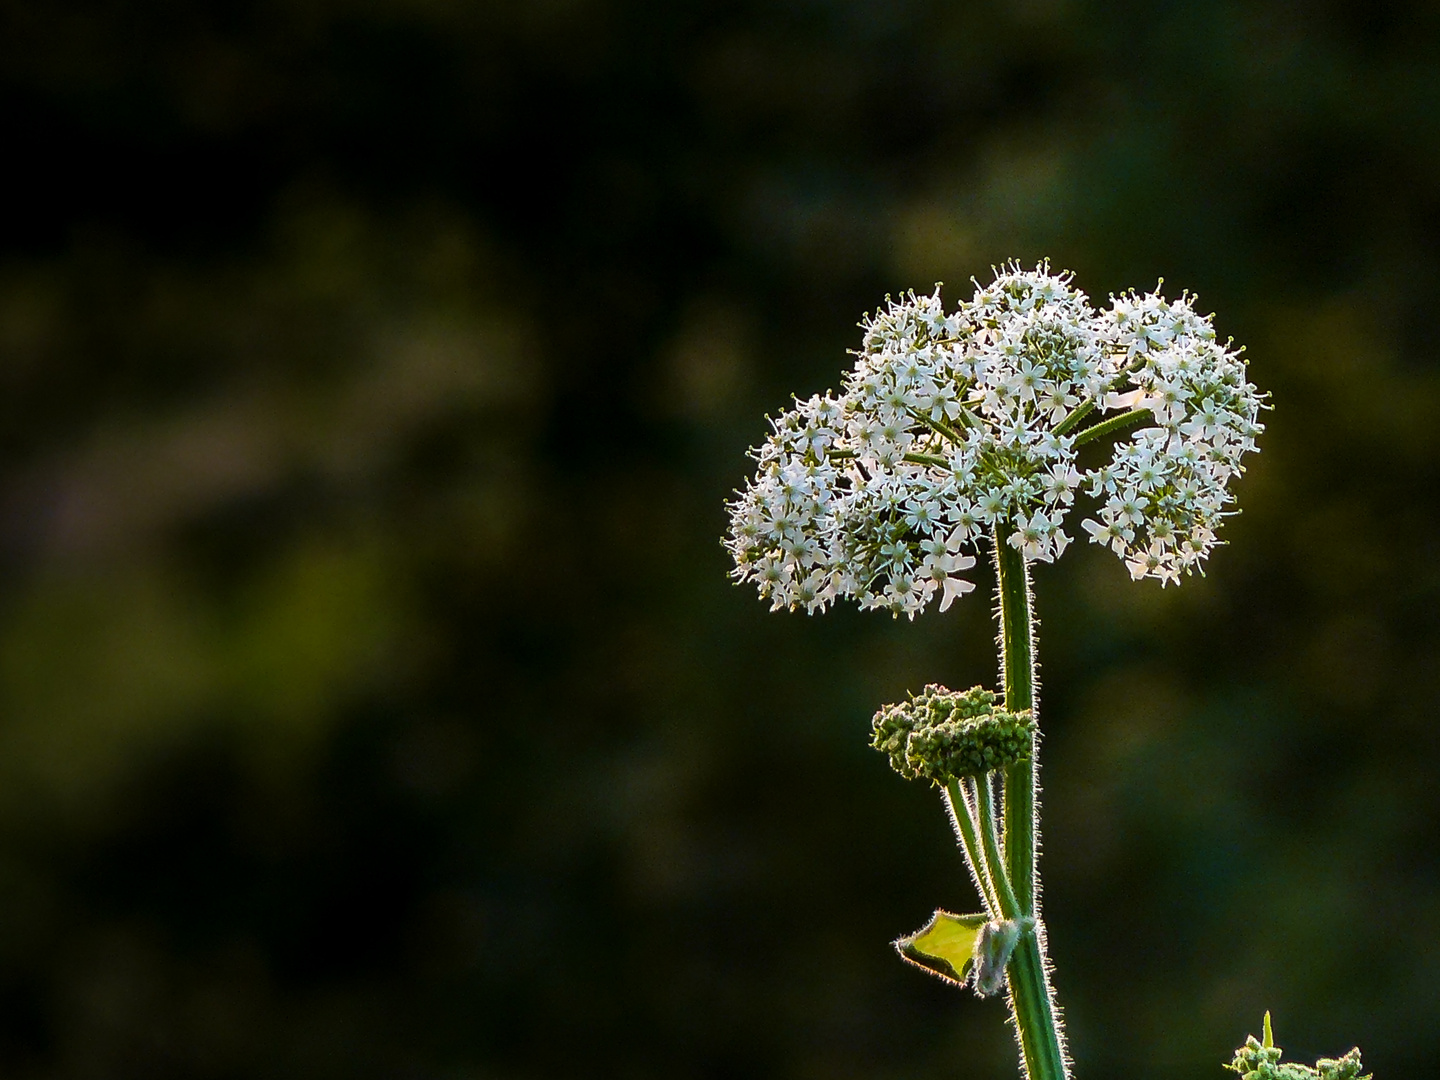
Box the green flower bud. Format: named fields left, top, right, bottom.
left=972, top=916, right=1030, bottom=998
left=1316, top=1051, right=1367, bottom=1080
left=1225, top=1016, right=1370, bottom=1080
left=871, top=684, right=1035, bottom=785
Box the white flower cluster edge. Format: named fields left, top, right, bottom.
left=725, top=263, right=1266, bottom=617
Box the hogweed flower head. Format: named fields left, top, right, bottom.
left=725, top=262, right=1265, bottom=615
left=871, top=684, right=1035, bottom=785
left=1227, top=1015, right=1370, bottom=1080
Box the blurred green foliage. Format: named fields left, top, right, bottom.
left=0, top=0, right=1437, bottom=1076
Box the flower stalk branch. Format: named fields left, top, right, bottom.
left=945, top=780, right=1001, bottom=918
left=1070, top=405, right=1152, bottom=446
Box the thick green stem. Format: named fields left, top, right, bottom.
left=994, top=535, right=1036, bottom=912
left=993, top=529, right=1069, bottom=1080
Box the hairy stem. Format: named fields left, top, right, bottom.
left=974, top=773, right=1019, bottom=919
left=944, top=780, right=1000, bottom=918
left=993, top=529, right=1069, bottom=1080
left=1050, top=398, right=1095, bottom=437
left=1071, top=405, right=1150, bottom=446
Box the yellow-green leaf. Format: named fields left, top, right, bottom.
left=894, top=910, right=988, bottom=986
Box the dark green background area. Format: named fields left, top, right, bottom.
left=0, top=1, right=1433, bottom=1076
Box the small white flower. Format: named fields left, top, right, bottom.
left=939, top=573, right=977, bottom=612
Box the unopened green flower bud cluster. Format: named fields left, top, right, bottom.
left=1227, top=1026, right=1369, bottom=1080
left=871, top=685, right=1034, bottom=784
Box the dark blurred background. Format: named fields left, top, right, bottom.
left=0, top=0, right=1434, bottom=1076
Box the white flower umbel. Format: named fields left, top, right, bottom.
left=725, top=263, right=1264, bottom=616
